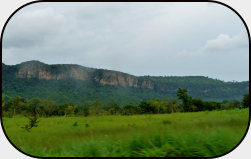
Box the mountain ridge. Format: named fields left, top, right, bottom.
left=2, top=61, right=249, bottom=105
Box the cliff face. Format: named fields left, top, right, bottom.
left=93, top=71, right=154, bottom=89
left=15, top=61, right=93, bottom=81
left=13, top=61, right=154, bottom=89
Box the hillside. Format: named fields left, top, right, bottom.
left=2, top=61, right=249, bottom=105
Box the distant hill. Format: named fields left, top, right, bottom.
left=2, top=61, right=249, bottom=105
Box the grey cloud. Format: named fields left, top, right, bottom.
left=2, top=2, right=249, bottom=82
left=201, top=30, right=248, bottom=52
left=3, top=8, right=67, bottom=49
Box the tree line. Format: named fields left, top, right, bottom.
left=2, top=88, right=249, bottom=118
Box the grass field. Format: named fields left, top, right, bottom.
left=2, top=108, right=249, bottom=157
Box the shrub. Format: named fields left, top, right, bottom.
left=21, top=114, right=39, bottom=132
left=162, top=120, right=172, bottom=125
left=73, top=121, right=78, bottom=127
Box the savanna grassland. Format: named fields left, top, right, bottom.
left=2, top=108, right=249, bottom=157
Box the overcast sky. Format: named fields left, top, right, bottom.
left=2, top=2, right=249, bottom=82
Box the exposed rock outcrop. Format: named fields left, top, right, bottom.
left=14, top=61, right=154, bottom=90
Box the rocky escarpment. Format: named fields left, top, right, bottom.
left=12, top=61, right=155, bottom=89
left=93, top=71, right=154, bottom=89
left=15, top=61, right=94, bottom=81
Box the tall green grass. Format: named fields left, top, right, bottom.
left=2, top=108, right=249, bottom=157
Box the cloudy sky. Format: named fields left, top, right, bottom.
left=2, top=2, right=249, bottom=82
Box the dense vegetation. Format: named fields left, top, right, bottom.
left=2, top=61, right=249, bottom=105
left=2, top=78, right=163, bottom=106
left=2, top=109, right=249, bottom=157
left=2, top=89, right=249, bottom=118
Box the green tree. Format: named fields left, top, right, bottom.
left=41, top=100, right=56, bottom=117
left=64, top=105, right=77, bottom=116
left=27, top=98, right=42, bottom=116
left=139, top=101, right=152, bottom=114
left=123, top=104, right=141, bottom=115
left=228, top=100, right=240, bottom=109
left=204, top=101, right=221, bottom=111
left=9, top=96, right=26, bottom=116
left=21, top=98, right=41, bottom=131
left=241, top=94, right=249, bottom=108
left=148, top=99, right=167, bottom=114
left=176, top=88, right=192, bottom=112
left=2, top=99, right=5, bottom=110
left=192, top=98, right=204, bottom=111
left=166, top=98, right=179, bottom=113
left=57, top=104, right=68, bottom=116
left=88, top=99, right=105, bottom=115
left=82, top=106, right=90, bottom=117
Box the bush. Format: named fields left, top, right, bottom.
left=73, top=121, right=78, bottom=127
left=83, top=107, right=90, bottom=117
left=21, top=114, right=39, bottom=132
